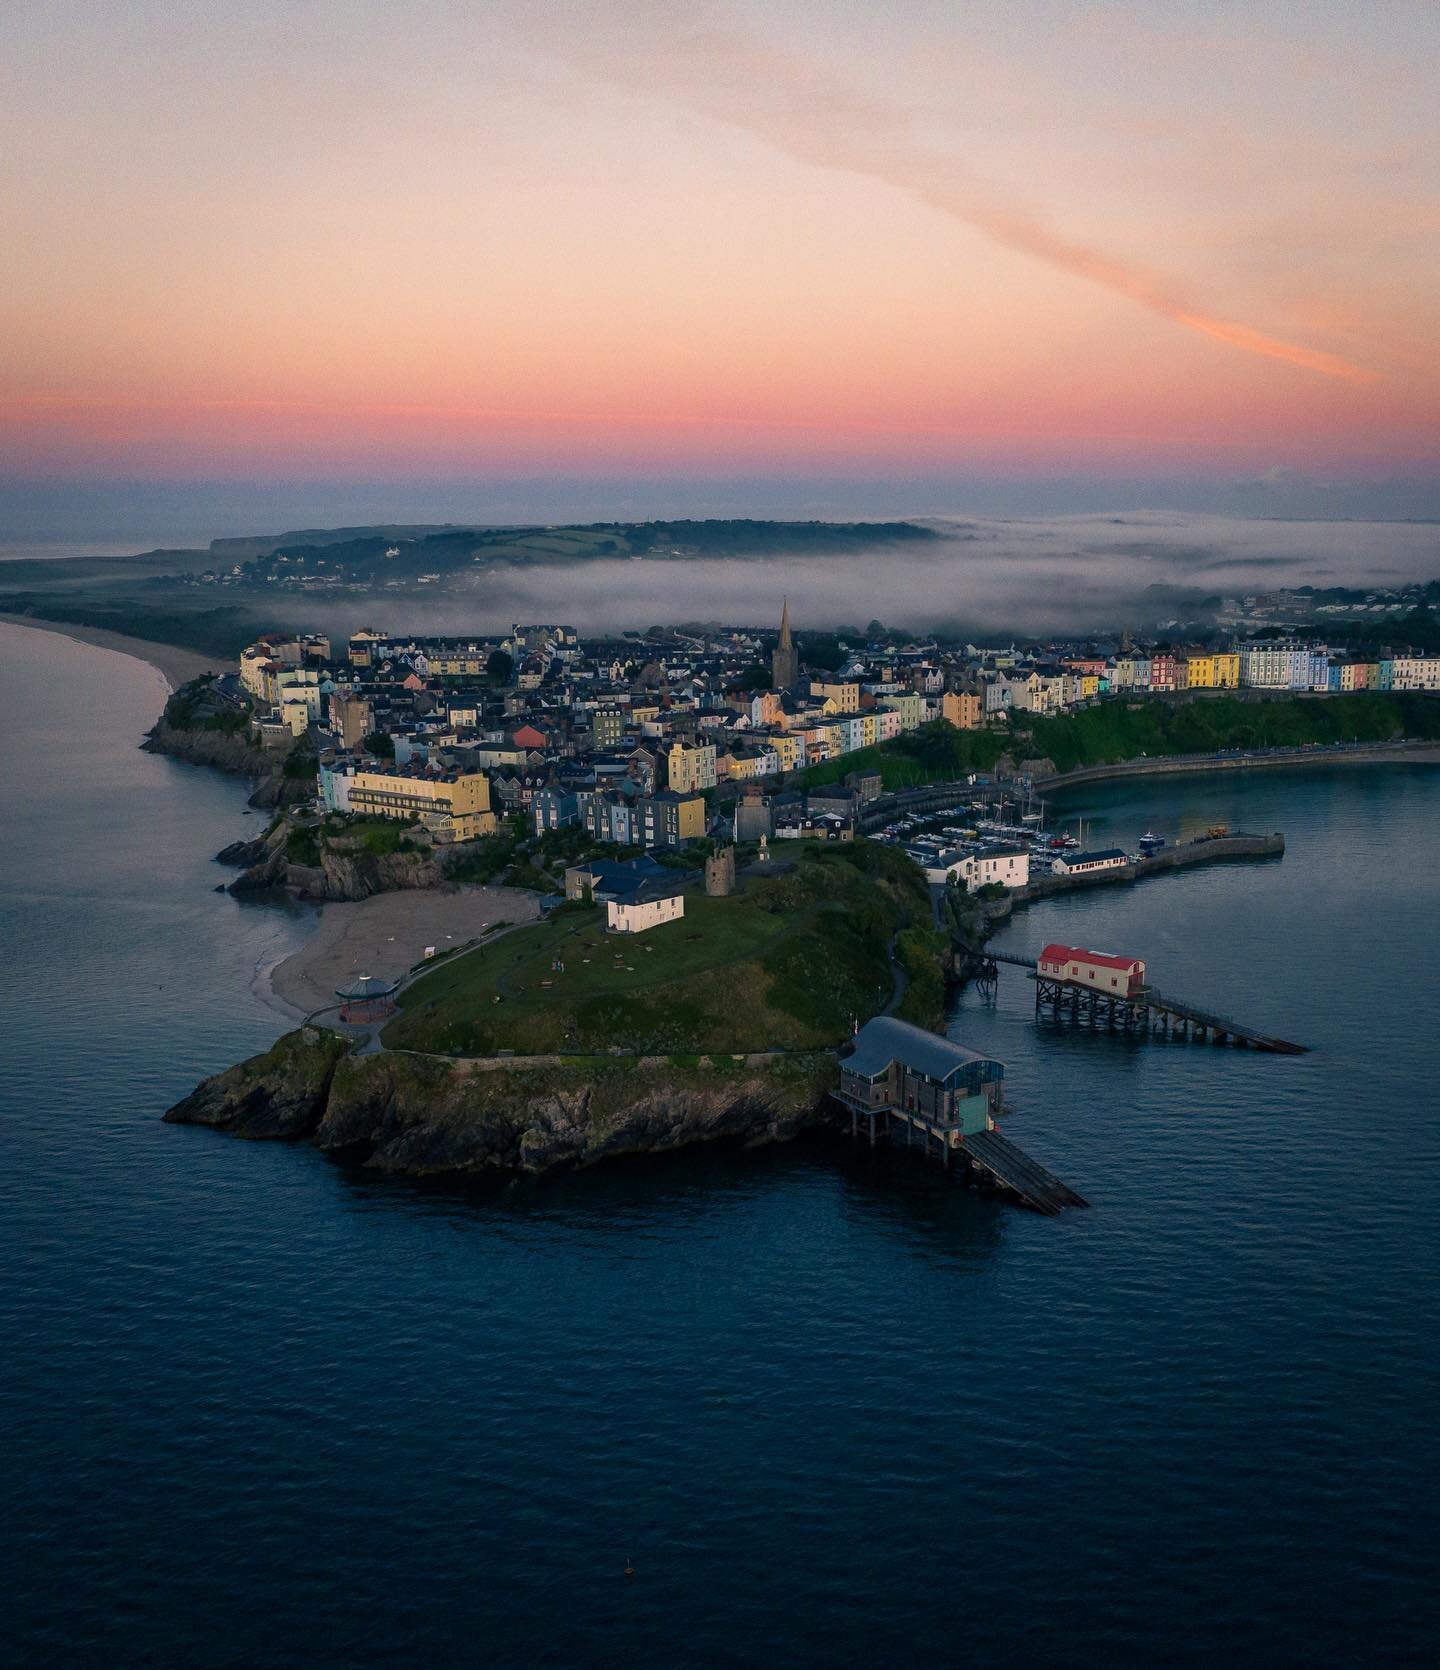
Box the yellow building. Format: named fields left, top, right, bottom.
left=663, top=738, right=717, bottom=794
left=347, top=630, right=389, bottom=668
left=240, top=643, right=281, bottom=705
left=859, top=712, right=880, bottom=748
left=1180, top=651, right=1241, bottom=689
left=809, top=680, right=861, bottom=713
left=348, top=767, right=497, bottom=841
left=942, top=691, right=982, bottom=731
left=726, top=753, right=759, bottom=781
left=276, top=667, right=323, bottom=734
left=756, top=730, right=804, bottom=772
left=431, top=652, right=487, bottom=677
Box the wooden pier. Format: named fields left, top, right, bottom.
left=1031, top=972, right=1308, bottom=1053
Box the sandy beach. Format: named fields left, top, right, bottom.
left=264, top=885, right=542, bottom=1020
left=0, top=611, right=233, bottom=692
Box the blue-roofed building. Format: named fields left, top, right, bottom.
left=832, top=1017, right=1085, bottom=1212
left=1050, top=847, right=1128, bottom=877
left=837, top=1017, right=1004, bottom=1136
left=562, top=854, right=667, bottom=902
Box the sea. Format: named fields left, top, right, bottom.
left=3, top=617, right=1438, bottom=1668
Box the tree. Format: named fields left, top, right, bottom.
left=487, top=649, right=514, bottom=685
left=801, top=633, right=847, bottom=673
left=362, top=730, right=395, bottom=759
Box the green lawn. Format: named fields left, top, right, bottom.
left=382, top=842, right=927, bottom=1058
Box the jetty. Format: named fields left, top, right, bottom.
left=1035, top=971, right=1308, bottom=1053
left=965, top=943, right=1309, bottom=1054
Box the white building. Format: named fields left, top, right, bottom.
left=1051, top=848, right=1129, bottom=876
left=1392, top=655, right=1440, bottom=691
left=928, top=846, right=1030, bottom=890
left=1239, top=643, right=1329, bottom=691
left=606, top=883, right=687, bottom=934
left=276, top=666, right=323, bottom=734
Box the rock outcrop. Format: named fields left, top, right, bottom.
left=143, top=720, right=311, bottom=809
left=226, top=836, right=448, bottom=901
left=215, top=834, right=270, bottom=866
left=166, top=1029, right=836, bottom=1177
left=164, top=1027, right=351, bottom=1139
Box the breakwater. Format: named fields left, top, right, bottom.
left=1021, top=831, right=1284, bottom=903
left=951, top=833, right=1284, bottom=942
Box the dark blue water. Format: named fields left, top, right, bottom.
left=4, top=620, right=1439, bottom=1668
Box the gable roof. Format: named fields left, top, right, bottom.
left=1040, top=944, right=1142, bottom=971
left=582, top=855, right=666, bottom=884
left=606, top=874, right=693, bottom=905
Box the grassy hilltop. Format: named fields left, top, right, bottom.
left=383, top=841, right=940, bottom=1058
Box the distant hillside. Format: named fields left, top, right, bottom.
left=208, top=525, right=465, bottom=562
left=240, top=518, right=938, bottom=585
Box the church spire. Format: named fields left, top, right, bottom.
left=772, top=597, right=800, bottom=693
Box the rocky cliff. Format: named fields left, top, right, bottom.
left=165, top=1029, right=836, bottom=1177
left=143, top=719, right=312, bottom=809
left=224, top=825, right=450, bottom=900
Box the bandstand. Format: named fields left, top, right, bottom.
left=335, top=974, right=398, bottom=1024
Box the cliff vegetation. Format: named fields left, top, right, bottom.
left=797, top=693, right=1440, bottom=791
left=166, top=1028, right=837, bottom=1177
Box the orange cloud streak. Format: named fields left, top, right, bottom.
left=555, top=24, right=1377, bottom=385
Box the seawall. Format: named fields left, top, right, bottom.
left=859, top=739, right=1440, bottom=832
left=1034, top=739, right=1440, bottom=792
left=959, top=833, right=1284, bottom=932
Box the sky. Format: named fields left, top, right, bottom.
left=3, top=0, right=1439, bottom=526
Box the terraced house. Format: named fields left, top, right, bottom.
left=348, top=765, right=498, bottom=841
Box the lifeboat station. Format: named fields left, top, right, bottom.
left=834, top=1016, right=1086, bottom=1214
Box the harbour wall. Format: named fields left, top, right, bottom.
left=970, top=833, right=1284, bottom=926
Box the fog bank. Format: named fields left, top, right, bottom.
left=257, top=512, right=1440, bottom=642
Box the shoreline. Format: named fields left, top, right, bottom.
left=1035, top=739, right=1440, bottom=794
left=257, top=885, right=543, bottom=1022
left=0, top=610, right=234, bottom=693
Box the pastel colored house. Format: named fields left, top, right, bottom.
left=1037, top=944, right=1147, bottom=994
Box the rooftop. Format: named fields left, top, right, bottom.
left=842, top=1016, right=1001, bottom=1085
left=1041, top=944, right=1142, bottom=971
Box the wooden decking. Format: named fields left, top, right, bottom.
left=961, top=1129, right=1089, bottom=1214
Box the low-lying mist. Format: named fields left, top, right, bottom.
left=252, top=511, right=1440, bottom=643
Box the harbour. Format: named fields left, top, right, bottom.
left=5, top=625, right=1440, bottom=1664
